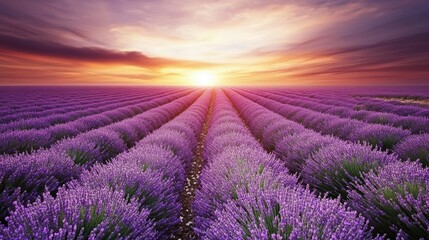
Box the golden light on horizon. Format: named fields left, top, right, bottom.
left=190, top=71, right=218, bottom=86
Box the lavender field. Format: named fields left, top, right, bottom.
left=0, top=86, right=428, bottom=240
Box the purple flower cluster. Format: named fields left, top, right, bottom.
left=75, top=159, right=180, bottom=237
left=56, top=129, right=127, bottom=167
left=394, top=133, right=429, bottom=166
left=205, top=186, right=377, bottom=240
left=261, top=121, right=306, bottom=150
left=195, top=147, right=297, bottom=232
left=225, top=89, right=343, bottom=178
left=194, top=90, right=375, bottom=239
left=0, top=90, right=203, bottom=228
left=67, top=90, right=212, bottom=237
left=0, top=87, right=175, bottom=123
left=349, top=124, right=411, bottom=151
left=250, top=90, right=429, bottom=134
left=0, top=149, right=81, bottom=222
left=1, top=187, right=157, bottom=239
left=194, top=91, right=297, bottom=236
left=115, top=145, right=185, bottom=192
left=50, top=90, right=201, bottom=168
left=236, top=89, right=413, bottom=151
left=275, top=131, right=341, bottom=174
left=0, top=90, right=194, bottom=155
left=348, top=161, right=429, bottom=239
left=204, top=131, right=261, bottom=160
left=356, top=99, right=429, bottom=118
left=138, top=129, right=195, bottom=171
left=1, top=86, right=427, bottom=238
left=226, top=89, right=409, bottom=209
left=302, top=142, right=399, bottom=198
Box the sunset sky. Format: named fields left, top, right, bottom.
left=0, top=0, right=428, bottom=86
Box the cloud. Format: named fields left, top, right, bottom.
left=292, top=31, right=429, bottom=75
left=0, top=0, right=429, bottom=85
left=0, top=34, right=214, bottom=69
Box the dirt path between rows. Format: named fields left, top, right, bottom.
left=175, top=92, right=215, bottom=239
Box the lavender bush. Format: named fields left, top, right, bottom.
left=349, top=125, right=411, bottom=151
left=348, top=161, right=429, bottom=239
left=394, top=134, right=429, bottom=166
left=194, top=147, right=298, bottom=234
left=1, top=187, right=156, bottom=239
left=76, top=160, right=180, bottom=237
left=116, top=145, right=185, bottom=193
left=302, top=142, right=399, bottom=198
left=275, top=132, right=340, bottom=174
left=205, top=186, right=377, bottom=240
left=0, top=150, right=81, bottom=222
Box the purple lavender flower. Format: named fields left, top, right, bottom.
left=115, top=144, right=186, bottom=193
left=261, top=121, right=306, bottom=151
left=164, top=122, right=197, bottom=146
left=302, top=142, right=399, bottom=198
left=76, top=159, right=180, bottom=237
left=203, top=131, right=262, bottom=160
left=0, top=129, right=52, bottom=154
left=107, top=123, right=140, bottom=148
left=0, top=149, right=81, bottom=222
left=322, top=118, right=364, bottom=139
left=394, top=134, right=429, bottom=166
left=363, top=112, right=397, bottom=125
left=248, top=114, right=283, bottom=139
left=275, top=131, right=341, bottom=174
left=205, top=186, right=376, bottom=240
left=56, top=138, right=104, bottom=167
left=194, top=147, right=297, bottom=235
left=351, top=110, right=371, bottom=120
left=204, top=122, right=249, bottom=146
left=392, top=116, right=429, bottom=134
left=211, top=115, right=242, bottom=126
left=349, top=124, right=411, bottom=150
left=48, top=124, right=79, bottom=141
left=139, top=129, right=194, bottom=170
left=1, top=187, right=156, bottom=239
left=77, top=114, right=113, bottom=130
left=81, top=129, right=127, bottom=159
left=348, top=161, right=429, bottom=239
left=56, top=129, right=127, bottom=167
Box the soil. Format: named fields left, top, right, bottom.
left=174, top=92, right=215, bottom=240
left=376, top=97, right=429, bottom=106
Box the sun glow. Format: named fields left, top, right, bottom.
left=190, top=71, right=217, bottom=86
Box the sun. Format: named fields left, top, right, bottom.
left=191, top=71, right=217, bottom=87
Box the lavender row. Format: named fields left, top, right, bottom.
left=0, top=88, right=176, bottom=125
left=0, top=90, right=202, bottom=224
left=0, top=90, right=213, bottom=239
left=0, top=87, right=152, bottom=119
left=0, top=87, right=113, bottom=111
left=236, top=90, right=422, bottom=156
left=0, top=91, right=131, bottom=122
left=230, top=89, right=428, bottom=167
left=98, top=89, right=211, bottom=237
left=354, top=97, right=429, bottom=117
left=268, top=88, right=429, bottom=118
left=0, top=90, right=194, bottom=155
left=0, top=89, right=182, bottom=132
left=228, top=88, right=398, bottom=197
left=284, top=88, right=429, bottom=118
left=243, top=90, right=429, bottom=164
left=194, top=90, right=375, bottom=239
left=247, top=89, right=429, bottom=134
left=226, top=89, right=429, bottom=239
left=0, top=86, right=177, bottom=110
left=1, top=185, right=157, bottom=239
